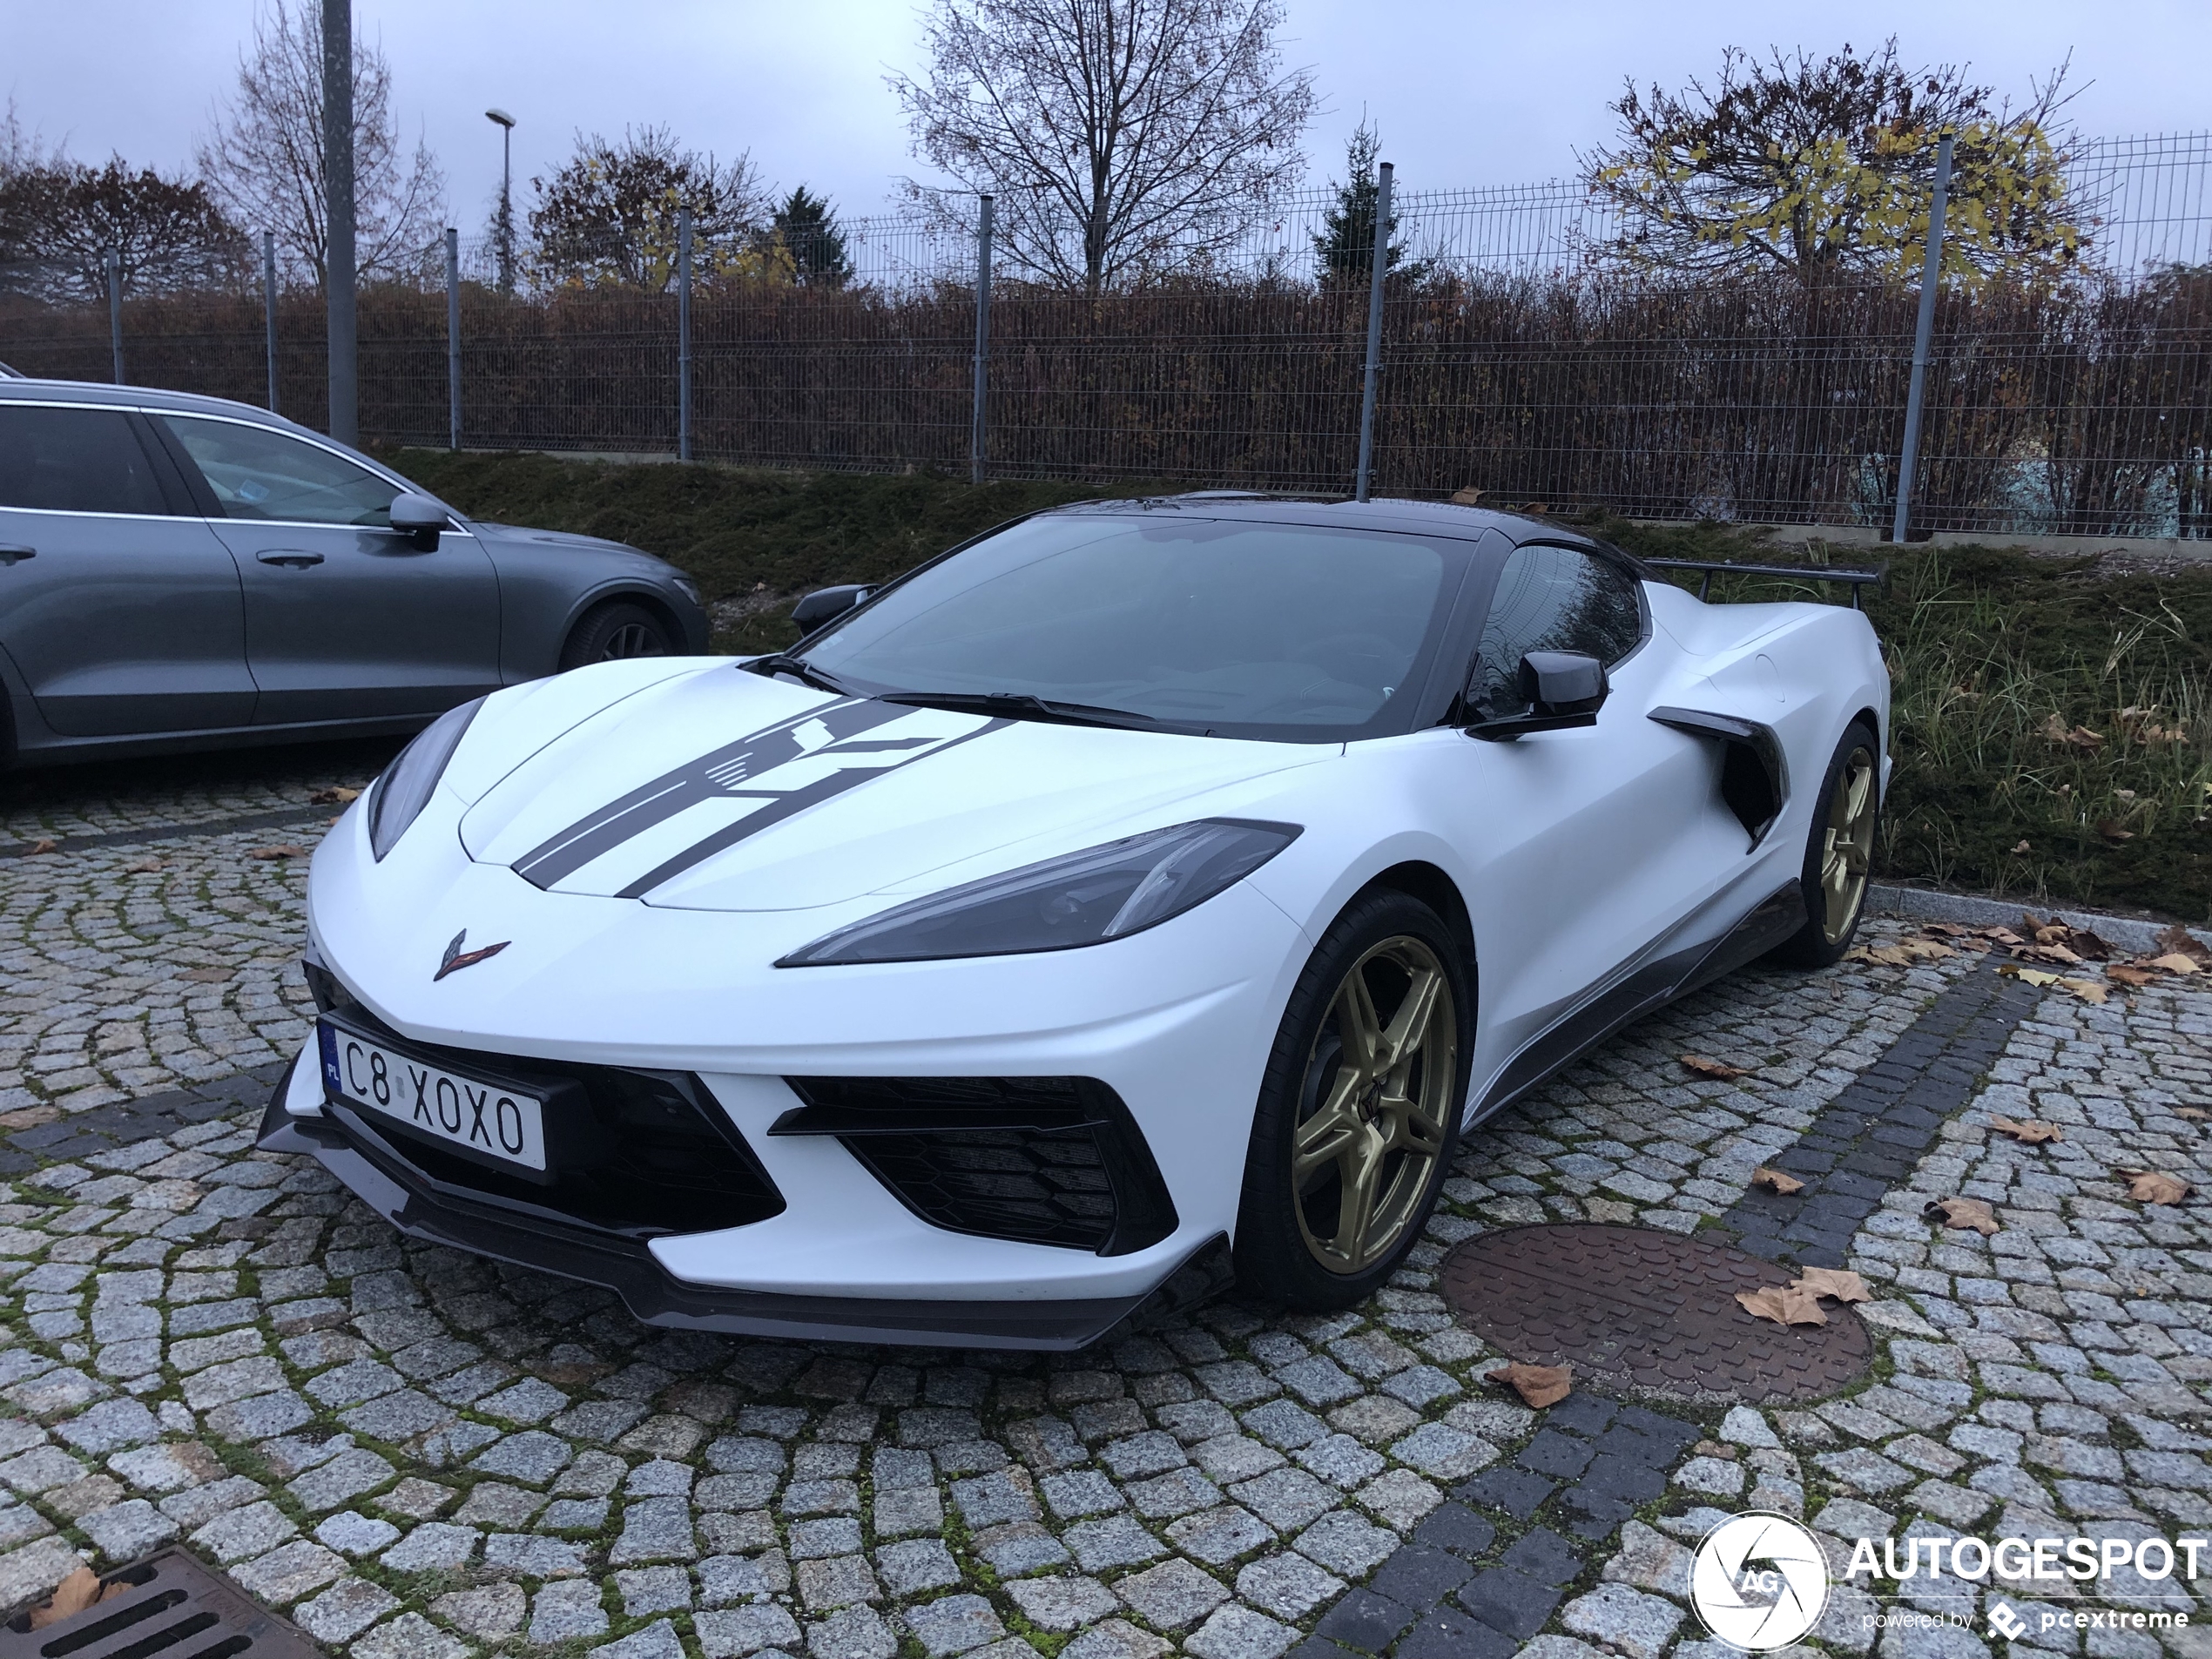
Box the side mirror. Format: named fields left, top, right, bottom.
left=792, top=583, right=872, bottom=632
left=388, top=492, right=450, bottom=551
left=1467, top=650, right=1609, bottom=741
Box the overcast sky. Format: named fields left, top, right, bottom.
left=5, top=0, right=2207, bottom=237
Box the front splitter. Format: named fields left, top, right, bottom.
left=256, top=1068, right=1230, bottom=1352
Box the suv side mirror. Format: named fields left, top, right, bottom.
left=792, top=583, right=872, bottom=632
left=388, top=492, right=450, bottom=551
left=1467, top=650, right=1609, bottom=741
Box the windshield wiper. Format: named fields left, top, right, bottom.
left=879, top=690, right=1159, bottom=731
left=745, top=653, right=853, bottom=696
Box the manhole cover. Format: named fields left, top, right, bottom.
left=1439, top=1224, right=1871, bottom=1404
left=0, top=1549, right=318, bottom=1659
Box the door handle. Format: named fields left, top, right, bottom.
left=257, top=550, right=325, bottom=569
left=0, top=546, right=34, bottom=566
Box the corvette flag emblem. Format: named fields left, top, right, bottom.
left=435, top=929, right=510, bottom=981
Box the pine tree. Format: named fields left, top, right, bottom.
left=773, top=186, right=852, bottom=288
left=1312, top=123, right=1408, bottom=286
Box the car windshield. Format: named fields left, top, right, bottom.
left=798, top=513, right=1461, bottom=740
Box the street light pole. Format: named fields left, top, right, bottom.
left=485, top=108, right=516, bottom=294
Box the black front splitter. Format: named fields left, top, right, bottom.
left=256, top=1069, right=1229, bottom=1352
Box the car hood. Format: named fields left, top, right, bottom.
left=469, top=521, right=643, bottom=557
left=456, top=664, right=1328, bottom=912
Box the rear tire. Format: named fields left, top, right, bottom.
left=559, top=602, right=676, bottom=672
left=1233, top=889, right=1469, bottom=1310
left=1770, top=719, right=1882, bottom=968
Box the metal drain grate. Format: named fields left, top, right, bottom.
left=0, top=1552, right=317, bottom=1659
left=1440, top=1223, right=1873, bottom=1404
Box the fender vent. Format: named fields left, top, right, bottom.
left=1, top=1552, right=318, bottom=1659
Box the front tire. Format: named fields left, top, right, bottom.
left=1234, top=889, right=1469, bottom=1310
left=558, top=602, right=677, bottom=671
left=1770, top=719, right=1882, bottom=968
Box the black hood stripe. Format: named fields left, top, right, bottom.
left=612, top=718, right=1008, bottom=900
left=509, top=695, right=1008, bottom=896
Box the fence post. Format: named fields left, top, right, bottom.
left=678, top=206, right=693, bottom=462
left=321, top=0, right=357, bottom=443
left=1892, top=132, right=1955, bottom=544
left=1354, top=161, right=1393, bottom=502
left=105, top=247, right=124, bottom=384
left=262, top=232, right=279, bottom=412
left=445, top=228, right=462, bottom=451
left=971, top=194, right=993, bottom=485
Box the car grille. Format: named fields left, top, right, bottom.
left=303, top=956, right=784, bottom=1240
left=774, top=1076, right=1177, bottom=1256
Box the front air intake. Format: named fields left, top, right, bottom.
left=772, top=1076, right=1177, bottom=1257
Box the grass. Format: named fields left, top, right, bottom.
left=381, top=449, right=2212, bottom=924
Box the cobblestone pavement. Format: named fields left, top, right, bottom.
left=0, top=757, right=2209, bottom=1659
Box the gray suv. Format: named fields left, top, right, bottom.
left=0, top=381, right=709, bottom=767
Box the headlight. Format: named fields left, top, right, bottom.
left=777, top=819, right=1300, bottom=967
left=368, top=697, right=484, bottom=860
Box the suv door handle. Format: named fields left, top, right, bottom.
left=257, top=550, right=325, bottom=569
left=0, top=546, right=34, bottom=566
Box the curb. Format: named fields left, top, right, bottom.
left=1866, top=880, right=2211, bottom=955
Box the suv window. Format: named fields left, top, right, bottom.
left=1468, top=543, right=1644, bottom=718
left=0, top=405, right=172, bottom=516
left=158, top=415, right=400, bottom=526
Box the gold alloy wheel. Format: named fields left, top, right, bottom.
left=1820, top=745, right=1878, bottom=945
left=1291, top=936, right=1456, bottom=1276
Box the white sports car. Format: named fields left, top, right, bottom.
left=260, top=496, right=1888, bottom=1350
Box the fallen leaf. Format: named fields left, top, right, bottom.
left=2155, top=926, right=2212, bottom=968
left=2107, top=964, right=2159, bottom=987
left=1981, top=927, right=2026, bottom=946
left=2120, top=1170, right=2191, bottom=1205
left=1792, top=1266, right=1872, bottom=1304
left=124, top=858, right=163, bottom=873
left=1988, top=1116, right=2063, bottom=1145
left=2009, top=840, right=2033, bottom=855
left=2149, top=954, right=2202, bottom=976
left=2058, top=977, right=2109, bottom=1005
left=1449, top=487, right=1485, bottom=505
left=1680, top=1055, right=1750, bottom=1082
left=309, top=786, right=361, bottom=806
left=2018, top=943, right=2083, bottom=966
left=1751, top=1167, right=1804, bottom=1196
left=24, top=838, right=56, bottom=856
left=1737, top=1285, right=1828, bottom=1326
left=2096, top=819, right=2136, bottom=843
left=249, top=844, right=310, bottom=860
left=1926, top=1196, right=2000, bottom=1236
left=1487, top=1362, right=1572, bottom=1408
left=1922, top=922, right=1976, bottom=938
left=2175, top=1106, right=2210, bottom=1121
left=27, top=1567, right=122, bottom=1629
left=1999, top=965, right=2060, bottom=987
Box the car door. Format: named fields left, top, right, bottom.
left=151, top=411, right=502, bottom=725
left=1452, top=542, right=1744, bottom=1082
left=0, top=401, right=256, bottom=736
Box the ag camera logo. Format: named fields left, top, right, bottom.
left=1692, top=1513, right=1831, bottom=1650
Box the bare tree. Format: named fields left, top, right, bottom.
left=891, top=0, right=1316, bottom=291
left=196, top=0, right=445, bottom=284
left=529, top=126, right=768, bottom=291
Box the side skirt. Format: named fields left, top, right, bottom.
left=1467, top=879, right=1804, bottom=1127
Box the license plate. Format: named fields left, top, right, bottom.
left=318, top=1020, right=547, bottom=1171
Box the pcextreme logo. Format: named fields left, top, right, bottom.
left=1691, top=1514, right=1831, bottom=1650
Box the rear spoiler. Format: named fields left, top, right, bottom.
left=1641, top=558, right=1887, bottom=610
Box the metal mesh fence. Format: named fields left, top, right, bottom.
left=1, top=132, right=2207, bottom=536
